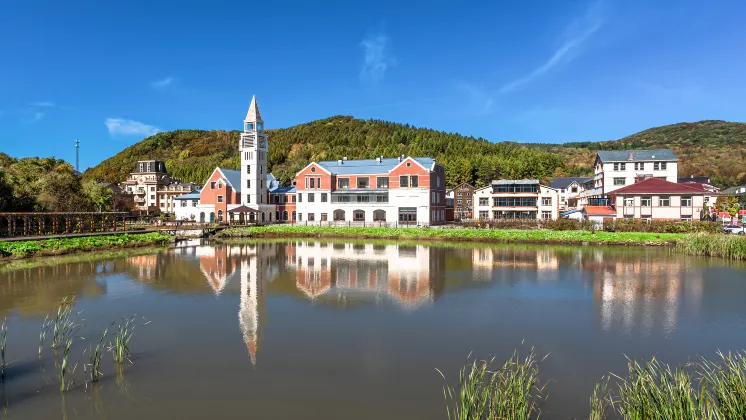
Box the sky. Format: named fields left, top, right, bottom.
left=1, top=0, right=745, bottom=170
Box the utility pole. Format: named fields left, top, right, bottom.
left=75, top=139, right=80, bottom=172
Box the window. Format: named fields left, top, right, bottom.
left=320, top=213, right=327, bottom=221
left=654, top=161, right=667, bottom=171
left=541, top=211, right=552, bottom=220
left=436, top=177, right=441, bottom=188
left=338, top=178, right=350, bottom=189
left=246, top=165, right=251, bottom=174
left=321, top=193, right=327, bottom=202
left=399, top=175, right=408, bottom=188
left=246, top=179, right=250, bottom=189
left=247, top=194, right=251, bottom=203
left=297, top=213, right=302, bottom=221
left=479, top=211, right=489, bottom=219
left=160, top=203, right=165, bottom=208
left=457, top=199, right=462, bottom=205
left=308, top=193, right=315, bottom=202
left=297, top=193, right=302, bottom=202
left=308, top=213, right=315, bottom=221
left=292, top=195, right=296, bottom=203
left=635, top=162, right=644, bottom=171
left=373, top=209, right=386, bottom=221
left=217, top=195, right=223, bottom=203
left=493, top=197, right=537, bottom=207
left=357, top=177, right=369, bottom=189
left=311, top=166, right=316, bottom=173
left=614, top=163, right=619, bottom=171
left=333, top=210, right=345, bottom=221
left=659, top=197, right=670, bottom=207
left=614, top=178, right=626, bottom=186
left=150, top=195, right=155, bottom=200
left=681, top=216, right=692, bottom=222
left=467, top=199, right=472, bottom=205
left=377, top=177, right=388, bottom=189
left=406, top=162, right=411, bottom=167
left=681, top=196, right=692, bottom=207
left=541, top=197, right=552, bottom=206
left=309, top=178, right=315, bottom=189
left=625, top=198, right=634, bottom=206
left=353, top=210, right=365, bottom=221
left=571, top=186, right=578, bottom=193
left=410, top=176, right=419, bottom=188
left=192, top=200, right=198, bottom=207
left=479, top=197, right=488, bottom=206
left=621, top=163, right=626, bottom=170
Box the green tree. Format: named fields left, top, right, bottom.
left=82, top=180, right=115, bottom=211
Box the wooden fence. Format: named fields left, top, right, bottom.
left=0, top=212, right=129, bottom=238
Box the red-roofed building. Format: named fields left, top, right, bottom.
left=609, top=178, right=717, bottom=221
left=582, top=206, right=618, bottom=224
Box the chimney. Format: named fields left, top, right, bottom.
left=401, top=154, right=406, bottom=159
left=338, top=159, right=343, bottom=165
left=376, top=157, right=381, bottom=163
left=398, top=156, right=402, bottom=163
left=380, top=155, right=384, bottom=160
left=628, top=153, right=633, bottom=160
left=342, top=156, right=347, bottom=161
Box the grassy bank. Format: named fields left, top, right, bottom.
left=441, top=350, right=746, bottom=419
left=217, top=226, right=685, bottom=246
left=0, top=232, right=172, bottom=260
left=676, top=233, right=746, bottom=261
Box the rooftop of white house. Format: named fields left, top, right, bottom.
left=596, top=149, right=679, bottom=162
left=314, top=157, right=436, bottom=175
left=491, top=179, right=540, bottom=185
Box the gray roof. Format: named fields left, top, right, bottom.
left=174, top=190, right=201, bottom=200
left=491, top=179, right=539, bottom=185
left=316, top=157, right=435, bottom=175
left=272, top=186, right=296, bottom=194
left=549, top=177, right=592, bottom=189
left=596, top=149, right=678, bottom=163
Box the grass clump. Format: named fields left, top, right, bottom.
left=110, top=316, right=148, bottom=364
left=0, top=320, right=6, bottom=380
left=676, top=233, right=746, bottom=261
left=438, top=348, right=545, bottom=420
left=698, top=351, right=746, bottom=418
left=84, top=328, right=108, bottom=383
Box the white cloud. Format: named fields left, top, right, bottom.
left=360, top=30, right=395, bottom=83
left=455, top=81, right=494, bottom=115
left=500, top=1, right=604, bottom=93
left=150, top=77, right=174, bottom=89
left=31, top=101, right=55, bottom=107
left=105, top=118, right=161, bottom=137
left=32, top=112, right=45, bottom=121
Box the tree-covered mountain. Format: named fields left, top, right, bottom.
left=83, top=117, right=746, bottom=189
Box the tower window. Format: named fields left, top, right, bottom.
left=246, top=165, right=251, bottom=174
left=246, top=123, right=254, bottom=130
left=246, top=180, right=251, bottom=188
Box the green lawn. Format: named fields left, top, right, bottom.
left=218, top=226, right=686, bottom=245
left=0, top=232, right=172, bottom=259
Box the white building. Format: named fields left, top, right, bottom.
left=239, top=95, right=274, bottom=216
left=583, top=149, right=679, bottom=202
left=472, top=180, right=560, bottom=220
left=549, top=177, right=591, bottom=211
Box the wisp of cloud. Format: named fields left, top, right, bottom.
left=360, top=31, right=394, bottom=83
left=105, top=118, right=160, bottom=137
left=150, top=77, right=174, bottom=89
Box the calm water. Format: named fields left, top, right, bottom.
left=0, top=240, right=745, bottom=419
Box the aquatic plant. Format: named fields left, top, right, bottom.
left=676, top=233, right=746, bottom=261
left=51, top=297, right=77, bottom=350
left=588, top=379, right=610, bottom=420
left=84, top=328, right=108, bottom=383
left=59, top=338, right=74, bottom=392
left=38, top=314, right=50, bottom=358
left=698, top=350, right=746, bottom=419
left=110, top=316, right=137, bottom=364
left=438, top=348, right=545, bottom=420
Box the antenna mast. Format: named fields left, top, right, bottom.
left=75, top=139, right=80, bottom=172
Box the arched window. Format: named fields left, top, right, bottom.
left=373, top=210, right=386, bottom=221
left=333, top=210, right=345, bottom=221
left=217, top=210, right=223, bottom=222
left=249, top=212, right=255, bottom=222
left=292, top=211, right=297, bottom=221
left=353, top=210, right=365, bottom=221
left=209, top=212, right=215, bottom=223
left=261, top=212, right=265, bottom=223
left=200, top=212, right=205, bottom=223
left=283, top=211, right=289, bottom=221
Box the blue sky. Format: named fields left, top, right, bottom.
left=1, top=0, right=745, bottom=170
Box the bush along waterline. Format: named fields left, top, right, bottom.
left=0, top=232, right=173, bottom=260
left=441, top=349, right=746, bottom=419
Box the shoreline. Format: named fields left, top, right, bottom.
left=0, top=232, right=173, bottom=262
left=216, top=226, right=685, bottom=247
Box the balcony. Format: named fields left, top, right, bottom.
left=585, top=187, right=603, bottom=197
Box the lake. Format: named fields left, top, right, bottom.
left=0, top=239, right=745, bottom=419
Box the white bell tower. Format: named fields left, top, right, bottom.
left=240, top=96, right=268, bottom=211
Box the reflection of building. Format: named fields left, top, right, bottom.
left=289, top=242, right=445, bottom=309
left=471, top=247, right=559, bottom=281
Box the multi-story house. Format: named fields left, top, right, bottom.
left=609, top=178, right=715, bottom=221
left=472, top=180, right=559, bottom=220
left=584, top=150, right=679, bottom=202
left=121, top=160, right=197, bottom=215
left=549, top=177, right=591, bottom=211
left=446, top=183, right=475, bottom=220
left=270, top=186, right=297, bottom=222
left=293, top=155, right=447, bottom=225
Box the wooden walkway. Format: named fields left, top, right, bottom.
left=0, top=224, right=257, bottom=242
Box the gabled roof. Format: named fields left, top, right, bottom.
left=609, top=178, right=711, bottom=195
left=447, top=182, right=475, bottom=192
left=491, top=179, right=539, bottom=185
left=174, top=190, right=202, bottom=200
left=272, top=186, right=296, bottom=194
left=583, top=206, right=617, bottom=216
left=316, top=157, right=435, bottom=175
left=596, top=149, right=678, bottom=163
left=244, top=95, right=263, bottom=122
left=549, top=177, right=592, bottom=189
left=217, top=168, right=243, bottom=192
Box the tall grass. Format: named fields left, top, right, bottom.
left=110, top=316, right=139, bottom=364
left=59, top=338, right=74, bottom=392
left=84, top=328, right=109, bottom=383
left=38, top=314, right=50, bottom=358
left=51, top=297, right=78, bottom=350
left=676, top=233, right=746, bottom=261
left=698, top=350, right=746, bottom=418
left=0, top=320, right=7, bottom=380
left=438, top=348, right=545, bottom=420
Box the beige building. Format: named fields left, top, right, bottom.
left=121, top=160, right=197, bottom=215
left=473, top=180, right=559, bottom=220
left=609, top=178, right=715, bottom=221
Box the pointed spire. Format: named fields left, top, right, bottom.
left=244, top=95, right=263, bottom=123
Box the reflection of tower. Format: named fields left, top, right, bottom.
left=238, top=256, right=266, bottom=366
left=199, top=245, right=231, bottom=294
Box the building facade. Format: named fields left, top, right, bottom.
left=472, top=180, right=559, bottom=220
left=447, top=183, right=475, bottom=220
left=293, top=156, right=447, bottom=225
left=121, top=160, right=197, bottom=215
left=584, top=150, right=679, bottom=202
left=609, top=178, right=715, bottom=221
left=549, top=177, right=591, bottom=211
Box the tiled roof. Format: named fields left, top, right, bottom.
left=491, top=179, right=539, bottom=185
left=272, top=186, right=296, bottom=193
left=549, top=177, right=592, bottom=189
left=316, top=157, right=435, bottom=175
left=609, top=178, right=710, bottom=195
left=583, top=206, right=617, bottom=216
left=597, top=149, right=678, bottom=162
left=174, top=190, right=201, bottom=200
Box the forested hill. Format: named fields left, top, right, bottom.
left=84, top=117, right=746, bottom=188
left=83, top=116, right=568, bottom=187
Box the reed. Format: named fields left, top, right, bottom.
left=438, top=348, right=545, bottom=420
left=698, top=350, right=746, bottom=418
left=84, top=328, right=108, bottom=383
left=0, top=320, right=7, bottom=380
left=59, top=338, right=74, bottom=392
left=110, top=316, right=136, bottom=364
left=38, top=314, right=50, bottom=358
left=676, top=233, right=746, bottom=261
left=51, top=297, right=77, bottom=350
left=588, top=378, right=610, bottom=420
